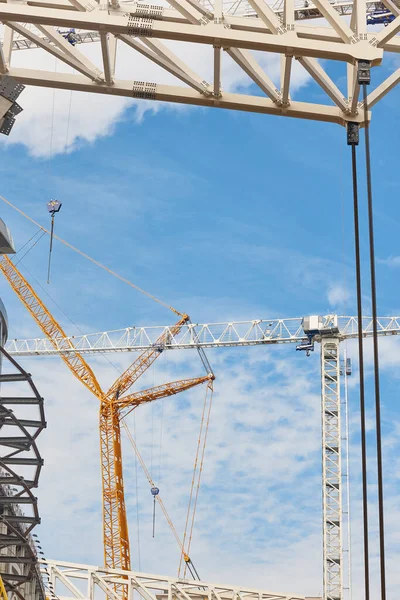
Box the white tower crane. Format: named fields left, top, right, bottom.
left=7, top=313, right=400, bottom=600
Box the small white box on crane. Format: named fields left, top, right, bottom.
left=302, top=315, right=322, bottom=335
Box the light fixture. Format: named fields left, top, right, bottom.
left=0, top=75, right=25, bottom=136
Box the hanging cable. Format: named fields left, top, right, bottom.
left=347, top=118, right=370, bottom=600
left=49, top=58, right=57, bottom=163
left=184, top=381, right=214, bottom=578
left=46, top=200, right=62, bottom=284
left=178, top=383, right=209, bottom=577
left=121, top=419, right=186, bottom=553
left=133, top=411, right=142, bottom=571
left=362, top=78, right=387, bottom=600
left=65, top=88, right=73, bottom=152
left=0, top=194, right=183, bottom=317
left=13, top=228, right=43, bottom=258
left=14, top=231, right=46, bottom=266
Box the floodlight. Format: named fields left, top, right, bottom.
left=0, top=75, right=25, bottom=136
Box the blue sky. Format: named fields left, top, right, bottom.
left=0, top=33, right=400, bottom=600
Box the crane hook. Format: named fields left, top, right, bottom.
left=151, top=486, right=159, bottom=538
left=46, top=199, right=62, bottom=284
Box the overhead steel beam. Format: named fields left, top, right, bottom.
left=360, top=67, right=400, bottom=108
left=6, top=22, right=103, bottom=81
left=354, top=0, right=367, bottom=36
left=372, top=13, right=400, bottom=46
left=349, top=64, right=360, bottom=114
left=380, top=0, right=400, bottom=16
left=0, top=43, right=6, bottom=75
left=163, top=0, right=207, bottom=24
left=247, top=0, right=283, bottom=33
left=213, top=45, right=221, bottom=97
left=297, top=56, right=348, bottom=112
left=99, top=32, right=112, bottom=85
left=283, top=0, right=295, bottom=31
left=2, top=26, right=13, bottom=67
left=119, top=35, right=211, bottom=94
left=226, top=48, right=281, bottom=103
left=281, top=54, right=292, bottom=106
left=8, top=67, right=370, bottom=125
left=35, top=23, right=103, bottom=77
left=312, top=0, right=354, bottom=42
left=141, top=37, right=212, bottom=93
left=0, top=3, right=383, bottom=63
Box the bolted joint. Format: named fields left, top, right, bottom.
left=357, top=60, right=371, bottom=85
left=347, top=122, right=359, bottom=146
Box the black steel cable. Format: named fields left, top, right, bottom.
left=362, top=83, right=387, bottom=600
left=350, top=141, right=370, bottom=600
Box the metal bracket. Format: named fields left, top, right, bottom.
left=132, top=81, right=157, bottom=99
left=357, top=59, right=371, bottom=85
left=127, top=16, right=154, bottom=37
left=347, top=121, right=359, bottom=146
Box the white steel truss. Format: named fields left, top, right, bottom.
left=40, top=559, right=308, bottom=600
left=1, top=0, right=400, bottom=124
left=320, top=338, right=342, bottom=600
left=6, top=314, right=400, bottom=356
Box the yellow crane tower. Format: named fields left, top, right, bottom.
left=0, top=255, right=213, bottom=592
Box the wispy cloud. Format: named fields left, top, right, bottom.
left=378, top=256, right=400, bottom=268
left=2, top=39, right=313, bottom=157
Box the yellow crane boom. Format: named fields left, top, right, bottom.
left=0, top=255, right=102, bottom=397
left=105, top=313, right=189, bottom=401
left=0, top=255, right=210, bottom=593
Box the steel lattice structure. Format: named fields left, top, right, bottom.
left=9, top=313, right=400, bottom=600
left=0, top=0, right=400, bottom=124
left=6, top=314, right=400, bottom=355
left=320, top=339, right=341, bottom=600
left=0, top=346, right=46, bottom=600
left=40, top=559, right=310, bottom=600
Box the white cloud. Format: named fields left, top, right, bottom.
left=378, top=256, right=400, bottom=268
left=2, top=32, right=311, bottom=157
left=327, top=283, right=351, bottom=307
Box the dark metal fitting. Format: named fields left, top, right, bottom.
left=347, top=122, right=360, bottom=146
left=357, top=60, right=371, bottom=85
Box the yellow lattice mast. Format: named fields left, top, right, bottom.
left=0, top=255, right=212, bottom=586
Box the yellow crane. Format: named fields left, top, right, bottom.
left=0, top=255, right=213, bottom=590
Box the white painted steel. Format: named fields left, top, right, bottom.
left=2, top=0, right=400, bottom=123
left=40, top=558, right=307, bottom=600
left=321, top=338, right=342, bottom=600
left=6, top=315, right=400, bottom=356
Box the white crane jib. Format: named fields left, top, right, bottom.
left=7, top=314, right=398, bottom=600
left=5, top=314, right=400, bottom=356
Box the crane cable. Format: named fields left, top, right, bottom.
left=184, top=380, right=214, bottom=579
left=0, top=195, right=183, bottom=317
left=178, top=380, right=214, bottom=578
left=362, top=83, right=386, bottom=600
left=349, top=137, right=370, bottom=600
left=122, top=419, right=185, bottom=554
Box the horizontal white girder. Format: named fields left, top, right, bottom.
left=0, top=0, right=399, bottom=126
left=0, top=3, right=383, bottom=63
left=6, top=315, right=400, bottom=355
left=41, top=558, right=307, bottom=600
left=8, top=67, right=368, bottom=125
